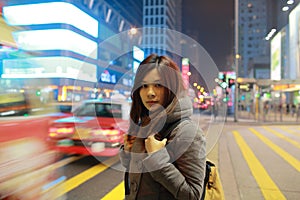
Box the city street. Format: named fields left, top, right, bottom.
left=2, top=114, right=299, bottom=199
left=1, top=0, right=300, bottom=199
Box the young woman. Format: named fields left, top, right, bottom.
left=119, top=54, right=206, bottom=200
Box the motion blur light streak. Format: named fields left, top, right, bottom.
left=2, top=56, right=97, bottom=82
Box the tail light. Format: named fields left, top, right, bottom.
left=48, top=127, right=75, bottom=138
left=91, top=129, right=122, bottom=141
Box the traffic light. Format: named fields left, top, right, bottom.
left=36, top=90, right=41, bottom=96
left=222, top=96, right=229, bottom=102
left=218, top=73, right=228, bottom=88
left=220, top=81, right=228, bottom=89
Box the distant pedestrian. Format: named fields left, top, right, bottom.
left=278, top=104, right=282, bottom=112
left=286, top=103, right=290, bottom=115
left=291, top=104, right=296, bottom=117
left=263, top=101, right=269, bottom=114
left=263, top=101, right=269, bottom=122
left=212, top=103, right=218, bottom=121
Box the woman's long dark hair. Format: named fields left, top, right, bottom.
left=129, top=54, right=186, bottom=132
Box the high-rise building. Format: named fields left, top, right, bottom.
left=81, top=0, right=144, bottom=93
left=238, top=0, right=271, bottom=78
left=84, top=0, right=143, bottom=32
left=142, top=0, right=182, bottom=58
left=238, top=0, right=300, bottom=78
left=103, top=0, right=143, bottom=28
left=1, top=0, right=144, bottom=100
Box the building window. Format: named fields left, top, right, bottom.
left=150, top=8, right=154, bottom=15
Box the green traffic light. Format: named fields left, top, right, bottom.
left=36, top=90, right=41, bottom=96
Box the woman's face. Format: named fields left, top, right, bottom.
left=139, top=68, right=165, bottom=110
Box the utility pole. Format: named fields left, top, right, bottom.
left=234, top=0, right=239, bottom=122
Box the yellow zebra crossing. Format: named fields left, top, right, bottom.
left=51, top=125, right=300, bottom=199
left=232, top=130, right=286, bottom=200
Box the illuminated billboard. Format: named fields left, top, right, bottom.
left=13, top=29, right=97, bottom=58
left=133, top=46, right=144, bottom=62
left=289, top=3, right=300, bottom=79
left=181, top=58, right=190, bottom=89
left=3, top=2, right=98, bottom=38
left=2, top=56, right=97, bottom=82
left=271, top=31, right=281, bottom=80
left=132, top=46, right=144, bottom=73
left=133, top=61, right=140, bottom=74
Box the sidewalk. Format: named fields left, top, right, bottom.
left=205, top=118, right=245, bottom=200
left=194, top=114, right=259, bottom=200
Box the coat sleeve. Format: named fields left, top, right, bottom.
left=119, top=145, right=131, bottom=169
left=142, top=121, right=206, bottom=200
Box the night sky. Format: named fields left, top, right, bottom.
left=182, top=0, right=234, bottom=71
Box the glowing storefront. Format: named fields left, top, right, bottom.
left=2, top=1, right=98, bottom=101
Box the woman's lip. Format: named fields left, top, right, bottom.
left=146, top=101, right=158, bottom=103
left=146, top=101, right=158, bottom=104
left=146, top=101, right=159, bottom=106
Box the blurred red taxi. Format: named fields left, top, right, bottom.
left=47, top=99, right=130, bottom=157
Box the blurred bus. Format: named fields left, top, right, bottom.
left=0, top=92, right=29, bottom=117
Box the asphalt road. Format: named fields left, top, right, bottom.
left=1, top=114, right=299, bottom=199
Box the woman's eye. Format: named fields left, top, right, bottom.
left=155, top=84, right=162, bottom=88
left=141, top=84, right=148, bottom=88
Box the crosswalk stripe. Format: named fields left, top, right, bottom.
left=101, top=181, right=124, bottom=200
left=249, top=128, right=300, bottom=172
left=279, top=126, right=300, bottom=137
left=232, top=130, right=286, bottom=200
left=263, top=126, right=300, bottom=149
left=53, top=156, right=120, bottom=199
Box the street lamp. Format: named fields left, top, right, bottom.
left=128, top=27, right=138, bottom=36
left=234, top=0, right=239, bottom=122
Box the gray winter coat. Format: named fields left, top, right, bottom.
left=119, top=97, right=206, bottom=200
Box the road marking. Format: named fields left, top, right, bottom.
left=249, top=128, right=300, bottom=172
left=263, top=126, right=300, bottom=149
left=232, top=131, right=286, bottom=200
left=51, top=154, right=85, bottom=170
left=53, top=156, right=120, bottom=199
left=101, top=181, right=124, bottom=200
left=279, top=126, right=300, bottom=137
